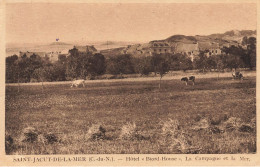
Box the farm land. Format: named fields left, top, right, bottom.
left=5, top=72, right=256, bottom=154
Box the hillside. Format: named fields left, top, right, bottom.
left=163, top=30, right=256, bottom=45
left=100, top=47, right=126, bottom=58
left=206, top=30, right=256, bottom=44
left=100, top=29, right=256, bottom=58
left=165, top=35, right=197, bottom=43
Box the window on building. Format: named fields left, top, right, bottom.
left=159, top=49, right=161, bottom=52
left=154, top=49, right=156, bottom=52
left=165, top=49, right=167, bottom=52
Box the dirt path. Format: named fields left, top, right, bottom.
left=6, top=71, right=256, bottom=86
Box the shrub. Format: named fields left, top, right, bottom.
left=250, top=117, right=256, bottom=128
left=5, top=132, right=15, bottom=154
left=86, top=124, right=106, bottom=140
left=170, top=131, right=192, bottom=152
left=119, top=122, right=136, bottom=140
left=19, top=127, right=39, bottom=143
left=239, top=124, right=254, bottom=133
left=160, top=119, right=195, bottom=153
left=37, top=134, right=48, bottom=144
left=210, top=116, right=222, bottom=125
left=44, top=133, right=59, bottom=144
left=208, top=126, right=223, bottom=134
left=222, top=117, right=243, bottom=132
left=194, top=115, right=202, bottom=122
left=192, top=118, right=210, bottom=130
left=161, top=119, right=180, bottom=136
left=37, top=132, right=59, bottom=144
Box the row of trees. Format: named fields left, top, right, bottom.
left=6, top=37, right=256, bottom=83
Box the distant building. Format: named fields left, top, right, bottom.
left=150, top=42, right=172, bottom=54
left=120, top=43, right=152, bottom=57
left=46, top=52, right=60, bottom=62
left=172, top=43, right=199, bottom=61
left=206, top=48, right=222, bottom=57
left=221, top=42, right=239, bottom=48
left=198, top=42, right=222, bottom=57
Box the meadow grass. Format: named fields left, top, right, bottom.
left=5, top=76, right=256, bottom=154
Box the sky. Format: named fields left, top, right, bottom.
left=6, top=3, right=257, bottom=44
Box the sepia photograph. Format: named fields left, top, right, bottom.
left=3, top=1, right=257, bottom=157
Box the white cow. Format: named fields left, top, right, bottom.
left=71, top=79, right=85, bottom=88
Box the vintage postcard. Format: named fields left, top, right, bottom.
left=0, top=0, right=259, bottom=166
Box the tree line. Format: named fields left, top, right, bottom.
left=6, top=37, right=256, bottom=83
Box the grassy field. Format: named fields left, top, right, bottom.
left=5, top=74, right=256, bottom=154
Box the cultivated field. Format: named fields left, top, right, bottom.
left=5, top=73, right=256, bottom=154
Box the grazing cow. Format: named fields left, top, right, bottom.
left=232, top=71, right=243, bottom=80
left=181, top=76, right=196, bottom=86
left=181, top=77, right=189, bottom=85
left=189, top=76, right=196, bottom=85
left=71, top=79, right=85, bottom=88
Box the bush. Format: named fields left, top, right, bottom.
left=86, top=124, right=106, bottom=140
left=19, top=127, right=39, bottom=143
left=192, top=118, right=210, bottom=130
left=239, top=125, right=254, bottom=133
left=161, top=119, right=180, bottom=136
left=210, top=116, right=223, bottom=125
left=222, top=117, right=243, bottom=132
left=208, top=126, right=222, bottom=134
left=250, top=117, right=256, bottom=128
left=119, top=122, right=136, bottom=140
left=160, top=119, right=196, bottom=153
left=44, top=133, right=59, bottom=144
left=5, top=132, right=15, bottom=154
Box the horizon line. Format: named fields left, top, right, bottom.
left=6, top=29, right=256, bottom=45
